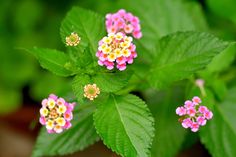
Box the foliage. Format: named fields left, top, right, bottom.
left=15, top=0, right=236, bottom=157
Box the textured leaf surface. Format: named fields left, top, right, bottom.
left=94, top=94, right=155, bottom=157
left=118, top=0, right=206, bottom=57
left=60, top=7, right=105, bottom=62
left=148, top=31, right=228, bottom=89
left=92, top=70, right=133, bottom=93
left=72, top=71, right=132, bottom=103
left=28, top=47, right=73, bottom=77
left=72, top=74, right=91, bottom=103
left=32, top=103, right=99, bottom=157
left=200, top=87, right=236, bottom=157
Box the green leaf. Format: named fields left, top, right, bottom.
left=148, top=31, right=228, bottom=89
left=92, top=70, right=133, bottom=93
left=72, top=70, right=133, bottom=103
left=32, top=103, right=99, bottom=157
left=117, top=0, right=206, bottom=57
left=60, top=7, right=105, bottom=63
left=28, top=47, right=74, bottom=77
left=72, top=74, right=91, bottom=103
left=207, top=44, right=236, bottom=73
left=94, top=94, right=155, bottom=157
left=143, top=87, right=187, bottom=157
left=200, top=87, right=236, bottom=157
left=77, top=46, right=93, bottom=68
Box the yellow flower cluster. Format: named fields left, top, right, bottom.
left=66, top=32, right=81, bottom=46
left=84, top=84, right=100, bottom=100
left=98, top=33, right=133, bottom=62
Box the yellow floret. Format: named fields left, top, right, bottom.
left=103, top=46, right=112, bottom=54
left=114, top=48, right=122, bottom=57
left=57, top=105, right=67, bottom=114
left=40, top=108, right=49, bottom=117
left=56, top=117, right=66, bottom=126
left=46, top=120, right=54, bottom=130
left=48, top=99, right=55, bottom=109
left=108, top=53, right=117, bottom=62
left=116, top=33, right=123, bottom=40
left=122, top=49, right=131, bottom=57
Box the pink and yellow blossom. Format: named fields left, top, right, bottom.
left=96, top=33, right=137, bottom=71
left=39, top=94, right=76, bottom=134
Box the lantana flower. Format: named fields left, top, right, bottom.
left=39, top=94, right=76, bottom=134
left=66, top=32, right=81, bottom=46
left=84, top=84, right=100, bottom=100
left=176, top=96, right=213, bottom=132
left=105, top=9, right=142, bottom=39
left=96, top=32, right=137, bottom=71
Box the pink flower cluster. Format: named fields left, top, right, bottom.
left=105, top=9, right=142, bottom=39
left=176, top=96, right=213, bottom=132
left=96, top=33, right=137, bottom=71
left=39, top=94, right=76, bottom=134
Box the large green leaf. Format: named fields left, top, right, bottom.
left=32, top=103, right=99, bottom=157
left=117, top=0, right=207, bottom=58
left=93, top=94, right=155, bottom=157
left=60, top=7, right=105, bottom=63
left=28, top=47, right=74, bottom=77
left=200, top=87, right=236, bottom=157
left=143, top=87, right=187, bottom=157
left=148, top=31, right=228, bottom=89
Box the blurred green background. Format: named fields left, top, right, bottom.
left=0, top=0, right=236, bottom=156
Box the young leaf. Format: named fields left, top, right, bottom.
left=60, top=7, right=105, bottom=63
left=148, top=31, right=228, bottom=89
left=72, top=74, right=91, bottom=103
left=32, top=103, right=99, bottom=157
left=72, top=70, right=133, bottom=103
left=200, top=87, right=236, bottom=157
left=28, top=47, right=74, bottom=77
left=92, top=70, right=133, bottom=93
left=93, top=94, right=155, bottom=157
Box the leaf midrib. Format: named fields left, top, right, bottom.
left=152, top=44, right=225, bottom=72
left=111, top=95, right=138, bottom=156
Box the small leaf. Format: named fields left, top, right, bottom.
left=94, top=94, right=155, bottom=157
left=28, top=47, right=74, bottom=77
left=200, top=87, right=236, bottom=157
left=72, top=74, right=91, bottom=103
left=148, top=31, right=228, bottom=89
left=32, top=103, right=99, bottom=157
left=77, top=46, right=93, bottom=68
left=92, top=70, right=133, bottom=93
left=60, top=7, right=105, bottom=63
